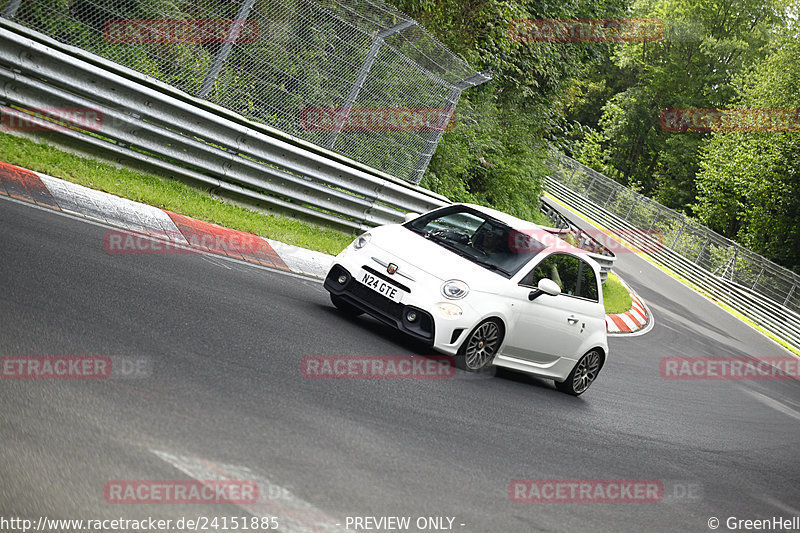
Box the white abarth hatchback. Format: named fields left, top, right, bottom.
left=323, top=203, right=609, bottom=395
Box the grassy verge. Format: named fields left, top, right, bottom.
left=1, top=132, right=637, bottom=317
left=602, top=273, right=634, bottom=314
left=0, top=132, right=355, bottom=255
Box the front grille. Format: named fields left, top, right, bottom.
left=326, top=264, right=434, bottom=342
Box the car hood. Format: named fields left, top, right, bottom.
left=368, top=225, right=508, bottom=294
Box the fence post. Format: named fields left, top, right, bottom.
left=583, top=174, right=598, bottom=196
left=565, top=166, right=577, bottom=186
left=647, top=206, right=660, bottom=231
left=326, top=20, right=415, bottom=150
left=412, top=87, right=460, bottom=184
left=752, top=263, right=766, bottom=289
left=784, top=282, right=797, bottom=307
left=2, top=0, right=23, bottom=18
left=730, top=246, right=739, bottom=281
left=603, top=187, right=616, bottom=208
left=624, top=195, right=640, bottom=221
left=412, top=71, right=490, bottom=184
left=670, top=218, right=687, bottom=249
left=695, top=235, right=711, bottom=264
left=197, top=0, right=257, bottom=99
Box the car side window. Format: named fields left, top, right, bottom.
left=520, top=253, right=599, bottom=302
left=579, top=259, right=599, bottom=302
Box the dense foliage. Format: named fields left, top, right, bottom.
left=391, top=0, right=799, bottom=271
left=15, top=0, right=799, bottom=269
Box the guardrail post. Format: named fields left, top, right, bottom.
left=197, top=0, right=256, bottom=99
left=326, top=20, right=415, bottom=150
left=2, top=0, right=22, bottom=19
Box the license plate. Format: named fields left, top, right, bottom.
left=357, top=268, right=404, bottom=303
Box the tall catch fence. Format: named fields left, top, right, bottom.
left=546, top=151, right=800, bottom=350
left=2, top=0, right=489, bottom=183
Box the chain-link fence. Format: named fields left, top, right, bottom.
left=1, top=0, right=488, bottom=183
left=546, top=151, right=800, bottom=315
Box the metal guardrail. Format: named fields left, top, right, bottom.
left=2, top=0, right=489, bottom=184
left=545, top=153, right=800, bottom=351
left=0, top=22, right=450, bottom=232
left=0, top=23, right=615, bottom=289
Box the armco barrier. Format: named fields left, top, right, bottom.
left=544, top=154, right=800, bottom=351
left=0, top=21, right=449, bottom=232
left=0, top=22, right=616, bottom=281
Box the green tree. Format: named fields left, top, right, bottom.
left=695, top=28, right=800, bottom=271
left=389, top=0, right=627, bottom=221
left=574, top=0, right=785, bottom=213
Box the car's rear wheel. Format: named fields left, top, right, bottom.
left=555, top=349, right=602, bottom=396
left=330, top=294, right=364, bottom=317
left=455, top=319, right=503, bottom=371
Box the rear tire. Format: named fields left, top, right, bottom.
left=455, top=319, right=503, bottom=371
left=330, top=294, right=364, bottom=317
left=555, top=349, right=602, bottom=396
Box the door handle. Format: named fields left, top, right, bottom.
left=567, top=315, right=579, bottom=324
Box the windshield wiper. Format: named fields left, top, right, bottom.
left=426, top=233, right=512, bottom=276
left=469, top=257, right=512, bottom=277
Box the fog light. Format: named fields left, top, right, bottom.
left=337, top=275, right=347, bottom=284
left=406, top=310, right=418, bottom=322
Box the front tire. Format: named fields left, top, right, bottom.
left=555, top=349, right=603, bottom=396
left=455, top=319, right=503, bottom=371
left=330, top=294, right=364, bottom=317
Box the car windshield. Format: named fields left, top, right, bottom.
left=403, top=206, right=545, bottom=277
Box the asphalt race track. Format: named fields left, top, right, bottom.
left=1, top=196, right=799, bottom=533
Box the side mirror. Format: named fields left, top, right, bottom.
left=404, top=212, right=420, bottom=223
left=528, top=278, right=561, bottom=301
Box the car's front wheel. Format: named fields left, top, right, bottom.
left=330, top=294, right=364, bottom=317
left=455, top=318, right=503, bottom=371
left=555, top=349, right=603, bottom=396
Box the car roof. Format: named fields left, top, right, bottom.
left=452, top=203, right=601, bottom=268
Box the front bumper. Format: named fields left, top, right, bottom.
left=324, top=264, right=438, bottom=344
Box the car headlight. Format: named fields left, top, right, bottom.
left=352, top=232, right=371, bottom=250
left=436, top=302, right=463, bottom=318
left=441, top=279, right=469, bottom=300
